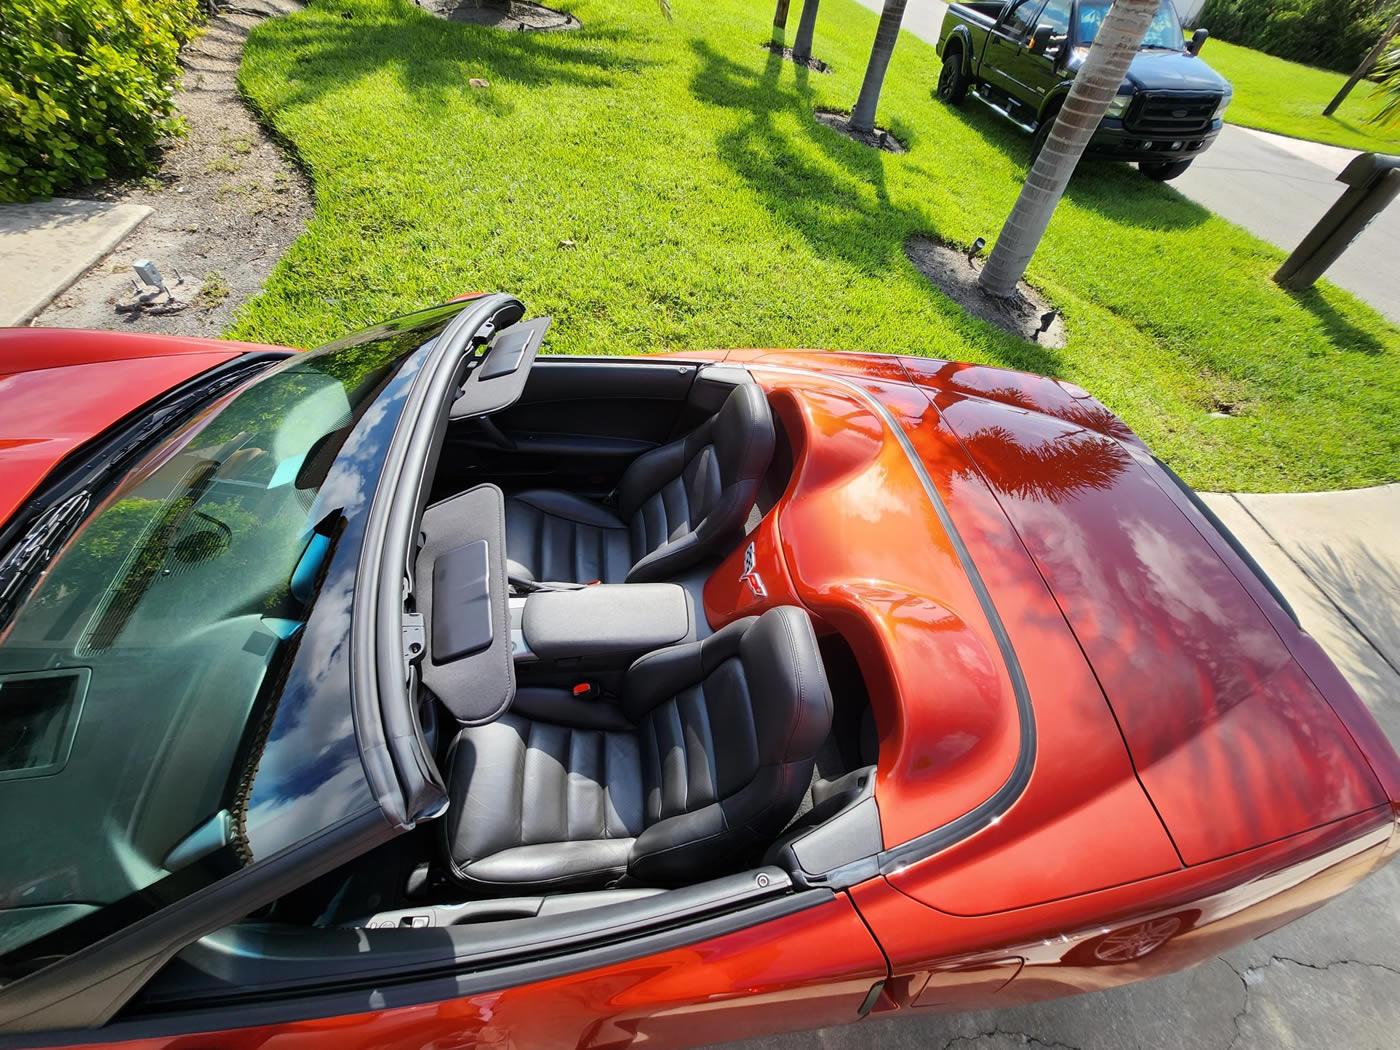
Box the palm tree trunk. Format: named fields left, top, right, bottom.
left=978, top=0, right=1160, bottom=299
left=792, top=0, right=821, bottom=63
left=850, top=0, right=908, bottom=134
left=1324, top=14, right=1400, bottom=117
left=774, top=0, right=792, bottom=39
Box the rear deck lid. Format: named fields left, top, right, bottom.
left=920, top=387, right=1386, bottom=865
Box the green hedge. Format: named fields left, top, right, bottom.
left=1199, top=0, right=1400, bottom=73
left=0, top=0, right=202, bottom=202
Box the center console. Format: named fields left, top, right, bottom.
left=510, top=583, right=695, bottom=676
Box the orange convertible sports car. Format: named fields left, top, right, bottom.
left=0, top=293, right=1396, bottom=1048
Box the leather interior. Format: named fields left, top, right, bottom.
left=442, top=606, right=833, bottom=890
left=503, top=383, right=774, bottom=584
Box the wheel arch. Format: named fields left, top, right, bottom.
left=942, top=28, right=974, bottom=76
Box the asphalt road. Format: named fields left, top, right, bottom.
left=848, top=0, right=1400, bottom=324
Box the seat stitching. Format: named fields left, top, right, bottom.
left=775, top=611, right=807, bottom=758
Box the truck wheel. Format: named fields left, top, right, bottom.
left=938, top=49, right=969, bottom=106
left=1030, top=114, right=1055, bottom=166
left=1139, top=159, right=1193, bottom=181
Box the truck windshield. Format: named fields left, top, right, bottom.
left=0, top=345, right=405, bottom=963
left=1077, top=1, right=1184, bottom=50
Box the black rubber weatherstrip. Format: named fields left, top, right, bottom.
left=743, top=364, right=1037, bottom=873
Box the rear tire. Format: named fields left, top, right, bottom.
left=1029, top=112, right=1056, bottom=166
left=938, top=49, right=969, bottom=106
left=1139, top=159, right=1193, bottom=181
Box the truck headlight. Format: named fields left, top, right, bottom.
left=1105, top=94, right=1132, bottom=119
left=1212, top=91, right=1233, bottom=119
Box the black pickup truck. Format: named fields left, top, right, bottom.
left=936, top=0, right=1232, bottom=180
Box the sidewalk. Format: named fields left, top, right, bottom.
left=0, top=199, right=152, bottom=326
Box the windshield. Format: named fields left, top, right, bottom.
left=0, top=345, right=408, bottom=961
left=1077, top=1, right=1184, bottom=49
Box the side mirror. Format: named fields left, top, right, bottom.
left=1187, top=27, right=1209, bottom=55
left=1029, top=24, right=1054, bottom=56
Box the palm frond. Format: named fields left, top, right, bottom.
left=1367, top=45, right=1400, bottom=129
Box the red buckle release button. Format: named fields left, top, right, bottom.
left=572, top=683, right=595, bottom=697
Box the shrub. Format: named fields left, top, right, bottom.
left=0, top=0, right=202, bottom=202
left=1199, top=0, right=1400, bottom=73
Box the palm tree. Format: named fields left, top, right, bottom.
left=792, top=0, right=821, bottom=64
left=1370, top=43, right=1400, bottom=128
left=978, top=0, right=1160, bottom=298
left=849, top=0, right=908, bottom=134
left=772, top=0, right=792, bottom=43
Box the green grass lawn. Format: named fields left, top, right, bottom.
left=1206, top=38, right=1400, bottom=152
left=233, top=0, right=1400, bottom=492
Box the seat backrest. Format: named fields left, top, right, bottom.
left=617, top=383, right=775, bottom=583
left=620, top=606, right=832, bottom=884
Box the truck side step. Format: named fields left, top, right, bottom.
left=969, top=85, right=1038, bottom=134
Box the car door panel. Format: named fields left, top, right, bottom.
left=52, top=895, right=888, bottom=1050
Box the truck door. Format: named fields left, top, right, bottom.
left=982, top=0, right=1049, bottom=116
left=1023, top=0, right=1072, bottom=110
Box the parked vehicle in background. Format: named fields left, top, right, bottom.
left=936, top=0, right=1233, bottom=180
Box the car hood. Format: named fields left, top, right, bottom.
left=1123, top=49, right=1230, bottom=94
left=899, top=359, right=1387, bottom=866
left=0, top=329, right=259, bottom=524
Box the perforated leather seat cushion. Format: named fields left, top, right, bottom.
left=442, top=607, right=832, bottom=890
left=503, top=383, right=774, bottom=585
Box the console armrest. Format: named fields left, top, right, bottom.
left=521, top=584, right=693, bottom=664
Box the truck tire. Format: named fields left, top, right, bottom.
left=938, top=48, right=969, bottom=106
left=1139, top=159, right=1193, bottom=181
left=1030, top=113, right=1056, bottom=166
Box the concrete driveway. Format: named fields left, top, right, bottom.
left=850, top=0, right=1400, bottom=324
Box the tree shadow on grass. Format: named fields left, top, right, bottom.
left=686, top=39, right=1063, bottom=378
left=939, top=94, right=1214, bottom=231
left=242, top=0, right=656, bottom=122
left=1285, top=286, right=1389, bottom=356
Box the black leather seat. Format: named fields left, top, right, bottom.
left=441, top=607, right=832, bottom=890
left=503, top=383, right=775, bottom=584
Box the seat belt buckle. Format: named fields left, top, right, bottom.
left=571, top=682, right=599, bottom=699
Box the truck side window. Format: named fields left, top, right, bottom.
left=1038, top=0, right=1071, bottom=53
left=999, top=0, right=1045, bottom=41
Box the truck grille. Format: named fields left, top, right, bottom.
left=1125, top=93, right=1218, bottom=136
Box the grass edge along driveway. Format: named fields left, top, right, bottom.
left=232, top=0, right=1400, bottom=493
left=1207, top=38, right=1400, bottom=154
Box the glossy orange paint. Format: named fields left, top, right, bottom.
left=705, top=354, right=1183, bottom=903
left=0, top=328, right=284, bottom=524
left=854, top=806, right=1396, bottom=1013
left=900, top=360, right=1387, bottom=865
left=54, top=898, right=888, bottom=1050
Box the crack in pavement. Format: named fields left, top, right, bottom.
left=939, top=1031, right=1083, bottom=1050
left=1219, top=952, right=1400, bottom=1050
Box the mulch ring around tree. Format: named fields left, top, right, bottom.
left=814, top=111, right=906, bottom=154
left=419, top=0, right=581, bottom=30
left=906, top=235, right=1067, bottom=348
left=760, top=42, right=831, bottom=73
